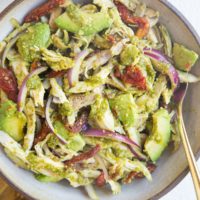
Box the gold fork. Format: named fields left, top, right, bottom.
left=174, top=83, right=200, bottom=199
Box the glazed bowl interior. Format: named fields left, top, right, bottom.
left=0, top=0, right=200, bottom=200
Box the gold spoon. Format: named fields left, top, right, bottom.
left=174, top=83, right=200, bottom=199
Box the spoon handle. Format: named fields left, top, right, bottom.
left=177, top=105, right=200, bottom=199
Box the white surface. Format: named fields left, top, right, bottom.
left=0, top=0, right=199, bottom=200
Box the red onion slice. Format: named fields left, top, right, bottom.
left=67, top=68, right=73, bottom=87
left=83, top=129, right=140, bottom=148
left=128, top=146, right=147, bottom=161
left=17, top=67, right=48, bottom=112
left=144, top=48, right=180, bottom=89
left=2, top=36, right=20, bottom=68
left=68, top=50, right=90, bottom=87
left=45, top=96, right=68, bottom=144
left=83, top=129, right=148, bottom=161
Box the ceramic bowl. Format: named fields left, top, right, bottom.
left=0, top=0, right=200, bottom=200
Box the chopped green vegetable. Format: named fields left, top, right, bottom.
left=55, top=4, right=112, bottom=36
left=173, top=43, right=199, bottom=72
left=144, top=108, right=171, bottom=162
left=41, top=48, right=73, bottom=71
left=17, top=23, right=50, bottom=62
left=0, top=101, right=26, bottom=141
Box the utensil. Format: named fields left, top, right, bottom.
left=174, top=83, right=200, bottom=199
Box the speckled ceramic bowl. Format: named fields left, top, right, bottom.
left=0, top=1, right=200, bottom=200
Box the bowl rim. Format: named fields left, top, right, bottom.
left=0, top=0, right=200, bottom=200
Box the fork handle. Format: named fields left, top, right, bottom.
left=177, top=105, right=200, bottom=199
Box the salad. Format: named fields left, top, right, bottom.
left=0, top=0, right=199, bottom=199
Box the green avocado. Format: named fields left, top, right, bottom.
left=109, top=93, right=136, bottom=128
left=17, top=23, right=50, bottom=62
left=0, top=101, right=26, bottom=141
left=173, top=43, right=199, bottom=72
left=55, top=4, right=112, bottom=36
left=144, top=108, right=171, bottom=162
left=54, top=120, right=85, bottom=152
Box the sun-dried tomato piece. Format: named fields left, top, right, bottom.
left=0, top=68, right=18, bottom=102
left=24, top=0, right=64, bottom=23
left=30, top=60, right=41, bottom=72
left=114, top=1, right=149, bottom=38
left=96, top=171, right=106, bottom=187
left=114, top=66, right=122, bottom=79
left=115, top=66, right=147, bottom=90
left=107, top=35, right=116, bottom=44
left=64, top=145, right=101, bottom=165
left=124, top=163, right=156, bottom=184
left=66, top=112, right=89, bottom=133
left=122, top=66, right=147, bottom=90
left=33, top=122, right=51, bottom=146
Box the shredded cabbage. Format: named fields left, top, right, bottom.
left=23, top=98, right=36, bottom=151
left=50, top=78, right=68, bottom=103
left=41, top=48, right=73, bottom=71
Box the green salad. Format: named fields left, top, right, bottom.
left=0, top=0, right=199, bottom=199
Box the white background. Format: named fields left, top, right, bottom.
left=0, top=0, right=200, bottom=199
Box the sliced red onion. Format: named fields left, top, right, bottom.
left=169, top=65, right=180, bottom=87
left=144, top=48, right=180, bottom=89
left=69, top=50, right=90, bottom=87
left=128, top=146, right=147, bottom=161
left=67, top=68, right=73, bottom=87
left=17, top=67, right=48, bottom=112
left=83, top=129, right=140, bottom=148
left=2, top=36, right=20, bottom=68
left=45, top=96, right=68, bottom=144
left=83, top=129, right=147, bottom=161
left=144, top=48, right=169, bottom=61
left=2, top=23, right=31, bottom=67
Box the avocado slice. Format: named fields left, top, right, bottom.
left=0, top=101, right=26, bottom=141
left=54, top=120, right=85, bottom=152
left=55, top=4, right=112, bottom=36
left=144, top=108, right=171, bottom=162
left=17, top=23, right=50, bottom=62
left=173, top=43, right=199, bottom=72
